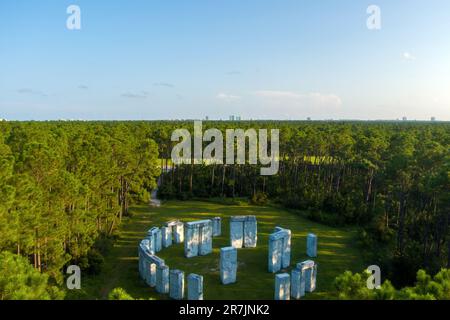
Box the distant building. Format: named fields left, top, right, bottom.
left=205, top=116, right=209, bottom=121
left=431, top=117, right=436, bottom=122
left=307, top=117, right=311, bottom=121
left=229, top=115, right=242, bottom=121
left=402, top=117, right=407, bottom=121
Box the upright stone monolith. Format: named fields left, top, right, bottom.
left=230, top=216, right=258, bottom=248
left=268, top=227, right=291, bottom=273
left=230, top=216, right=245, bottom=248
left=185, top=220, right=213, bottom=258
left=274, top=273, right=290, bottom=300
left=148, top=227, right=162, bottom=253
left=291, top=268, right=305, bottom=299
left=297, top=260, right=317, bottom=293
left=220, top=247, right=237, bottom=285
left=161, top=226, right=173, bottom=248
left=268, top=232, right=283, bottom=273
left=156, top=265, right=169, bottom=294
left=199, top=220, right=213, bottom=256
left=174, top=221, right=184, bottom=243
left=244, top=216, right=257, bottom=248
left=187, top=273, right=203, bottom=300
left=169, top=269, right=185, bottom=300
left=307, top=233, right=318, bottom=258
left=212, top=217, right=222, bottom=237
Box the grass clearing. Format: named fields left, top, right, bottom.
left=73, top=200, right=364, bottom=300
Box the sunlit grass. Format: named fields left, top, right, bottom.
left=74, top=200, right=364, bottom=300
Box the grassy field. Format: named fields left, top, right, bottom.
left=73, top=200, right=364, bottom=300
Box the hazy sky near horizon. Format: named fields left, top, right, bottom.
left=1, top=0, right=449, bottom=120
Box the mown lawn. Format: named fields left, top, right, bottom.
left=72, top=201, right=364, bottom=300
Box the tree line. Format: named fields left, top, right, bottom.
left=0, top=121, right=160, bottom=287
left=0, top=120, right=448, bottom=297
left=157, top=121, right=450, bottom=286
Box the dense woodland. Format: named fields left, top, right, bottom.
left=0, top=121, right=160, bottom=290
left=157, top=121, right=450, bottom=287
left=0, top=120, right=449, bottom=298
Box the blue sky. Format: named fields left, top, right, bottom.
left=1, top=0, right=449, bottom=120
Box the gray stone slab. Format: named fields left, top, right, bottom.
left=142, top=253, right=164, bottom=287
left=305, top=264, right=317, bottom=293
left=166, top=220, right=184, bottom=244
left=291, top=268, right=305, bottom=299
left=268, top=237, right=283, bottom=273
left=185, top=220, right=213, bottom=258
left=155, top=228, right=162, bottom=252
left=280, top=228, right=291, bottom=268
left=268, top=227, right=291, bottom=273
left=199, top=220, right=213, bottom=255
left=230, top=218, right=244, bottom=248
left=212, top=217, right=222, bottom=237
left=184, top=222, right=200, bottom=258
left=220, top=246, right=237, bottom=285
left=161, top=226, right=173, bottom=248
left=187, top=273, right=203, bottom=300
left=169, top=269, right=185, bottom=300
left=156, top=265, right=169, bottom=294
left=298, top=260, right=317, bottom=293
left=148, top=227, right=162, bottom=253
left=244, top=216, right=257, bottom=248
left=307, top=233, right=318, bottom=258
left=274, top=273, right=290, bottom=300
left=174, top=221, right=184, bottom=243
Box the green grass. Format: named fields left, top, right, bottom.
left=72, top=200, right=364, bottom=300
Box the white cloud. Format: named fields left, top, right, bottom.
left=402, top=52, right=416, bottom=61
left=216, top=93, right=241, bottom=101
left=121, top=92, right=148, bottom=99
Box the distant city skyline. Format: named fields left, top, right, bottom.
left=1, top=0, right=450, bottom=121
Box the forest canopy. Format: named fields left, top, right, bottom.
left=0, top=120, right=449, bottom=297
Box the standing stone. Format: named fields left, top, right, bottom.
left=140, top=238, right=153, bottom=255
left=139, top=239, right=153, bottom=280
left=297, top=260, right=317, bottom=293
left=185, top=220, right=213, bottom=258
left=148, top=255, right=165, bottom=287
left=230, top=216, right=245, bottom=248
left=220, top=246, right=237, bottom=285
left=161, top=226, right=173, bottom=248
left=174, top=221, right=184, bottom=243
left=305, top=264, right=317, bottom=293
left=268, top=232, right=283, bottom=273
left=244, top=216, right=257, bottom=248
left=199, top=220, right=213, bottom=256
left=230, top=216, right=258, bottom=248
left=291, top=268, right=305, bottom=299
left=148, top=263, right=157, bottom=287
left=268, top=227, right=291, bottom=273
left=156, top=265, right=169, bottom=294
left=169, top=269, right=185, bottom=300
left=146, top=228, right=156, bottom=253
left=277, top=227, right=291, bottom=268
left=148, top=227, right=162, bottom=253
left=212, top=217, right=222, bottom=237
left=155, top=228, right=162, bottom=252
left=184, top=222, right=200, bottom=258
left=307, top=233, right=318, bottom=258
left=274, top=273, right=291, bottom=300
left=166, top=220, right=184, bottom=244
left=187, top=273, right=203, bottom=300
